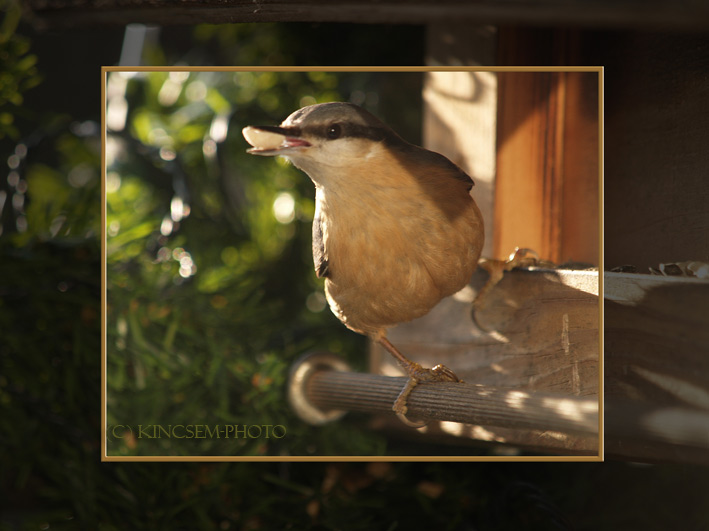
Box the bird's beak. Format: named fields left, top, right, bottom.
left=242, top=125, right=311, bottom=156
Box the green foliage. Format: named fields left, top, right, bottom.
left=1, top=21, right=422, bottom=526
left=0, top=0, right=42, bottom=140
left=104, top=69, right=410, bottom=456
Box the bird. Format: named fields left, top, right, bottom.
left=243, top=102, right=484, bottom=422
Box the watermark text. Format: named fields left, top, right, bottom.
left=109, top=424, right=286, bottom=440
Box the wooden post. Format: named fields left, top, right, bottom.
left=494, top=70, right=600, bottom=265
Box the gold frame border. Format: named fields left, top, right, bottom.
left=101, top=65, right=604, bottom=462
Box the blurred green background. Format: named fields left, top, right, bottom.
left=105, top=67, right=421, bottom=457
left=2, top=6, right=709, bottom=529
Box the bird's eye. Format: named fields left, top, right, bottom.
left=326, top=124, right=342, bottom=140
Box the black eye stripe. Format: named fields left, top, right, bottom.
left=300, top=122, right=389, bottom=142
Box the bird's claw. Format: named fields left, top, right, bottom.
left=403, top=360, right=462, bottom=384
left=473, top=247, right=542, bottom=320
left=429, top=363, right=463, bottom=383
left=393, top=361, right=462, bottom=427
left=376, top=336, right=462, bottom=427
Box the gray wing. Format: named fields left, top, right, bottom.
left=312, top=214, right=329, bottom=278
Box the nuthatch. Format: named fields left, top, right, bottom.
left=243, top=102, right=484, bottom=420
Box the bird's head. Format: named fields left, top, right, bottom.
left=243, top=102, right=399, bottom=185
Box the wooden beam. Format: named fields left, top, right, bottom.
left=605, top=271, right=709, bottom=463
left=370, top=267, right=601, bottom=455
left=25, top=0, right=709, bottom=31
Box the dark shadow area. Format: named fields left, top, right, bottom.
left=604, top=275, right=709, bottom=463
left=2, top=11, right=708, bottom=530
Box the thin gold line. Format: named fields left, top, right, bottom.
left=598, top=66, right=605, bottom=461
left=101, top=66, right=605, bottom=461
left=102, top=455, right=603, bottom=462
left=101, top=65, right=604, bottom=73
left=101, top=66, right=107, bottom=461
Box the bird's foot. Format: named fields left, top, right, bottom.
left=393, top=361, right=462, bottom=427
left=473, top=248, right=542, bottom=322
left=376, top=335, right=462, bottom=427
left=400, top=360, right=462, bottom=385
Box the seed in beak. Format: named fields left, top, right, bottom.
left=242, top=126, right=285, bottom=150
